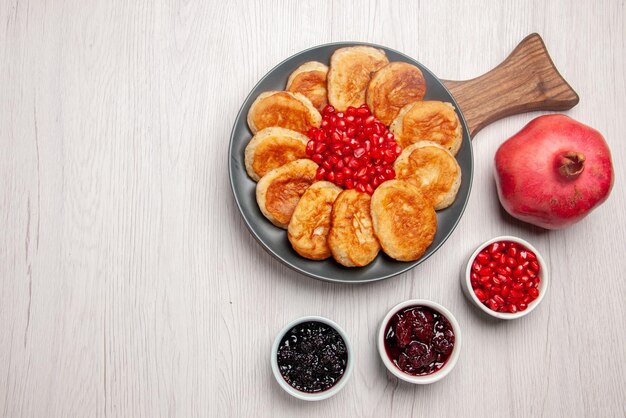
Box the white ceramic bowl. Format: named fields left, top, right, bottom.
left=271, top=316, right=354, bottom=401
left=462, top=235, right=549, bottom=320
left=377, top=299, right=461, bottom=384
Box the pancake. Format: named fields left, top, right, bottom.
left=370, top=180, right=437, bottom=262
left=256, top=159, right=318, bottom=229
left=366, top=62, right=427, bottom=125
left=247, top=91, right=321, bottom=135
left=327, top=190, right=381, bottom=267
left=288, top=181, right=342, bottom=260
left=244, top=127, right=309, bottom=181
left=389, top=101, right=463, bottom=155
left=394, top=141, right=462, bottom=210
left=327, top=46, right=389, bottom=111
left=286, top=61, right=329, bottom=112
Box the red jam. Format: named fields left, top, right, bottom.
left=306, top=104, right=402, bottom=194
left=470, top=241, right=541, bottom=313
left=384, top=306, right=455, bottom=376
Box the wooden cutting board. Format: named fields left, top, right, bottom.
left=442, top=33, right=579, bottom=136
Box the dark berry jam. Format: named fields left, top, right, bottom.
left=384, top=306, right=455, bottom=376
left=277, top=321, right=348, bottom=393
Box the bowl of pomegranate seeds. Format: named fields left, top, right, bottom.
left=378, top=300, right=461, bottom=384
left=463, top=236, right=549, bottom=319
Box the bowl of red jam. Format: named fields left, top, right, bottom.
left=378, top=300, right=461, bottom=384
left=271, top=316, right=353, bottom=401
left=463, top=236, right=549, bottom=320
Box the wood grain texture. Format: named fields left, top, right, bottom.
left=443, top=33, right=580, bottom=136
left=1, top=0, right=625, bottom=417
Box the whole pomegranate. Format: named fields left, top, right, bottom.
left=494, top=114, right=613, bottom=229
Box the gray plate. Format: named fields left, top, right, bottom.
left=228, top=42, right=473, bottom=284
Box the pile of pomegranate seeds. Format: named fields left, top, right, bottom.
left=306, top=104, right=402, bottom=194
left=470, top=241, right=541, bottom=314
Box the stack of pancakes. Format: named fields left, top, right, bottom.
left=244, top=46, right=463, bottom=267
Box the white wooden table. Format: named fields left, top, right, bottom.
left=2, top=1, right=625, bottom=416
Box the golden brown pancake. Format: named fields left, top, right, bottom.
left=394, top=141, right=462, bottom=210
left=288, top=181, right=342, bottom=260
left=244, top=127, right=309, bottom=181
left=247, top=91, right=321, bottom=135
left=389, top=101, right=463, bottom=155
left=370, top=180, right=437, bottom=261
left=256, top=159, right=318, bottom=229
left=328, top=190, right=381, bottom=267
left=327, top=46, right=389, bottom=111
left=286, top=61, right=329, bottom=112
left=366, top=62, right=427, bottom=125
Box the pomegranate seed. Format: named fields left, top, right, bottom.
left=312, top=153, right=323, bottom=164
left=344, top=179, right=354, bottom=189
left=477, top=252, right=490, bottom=264
left=518, top=303, right=527, bottom=311
left=306, top=141, right=315, bottom=154
left=501, top=285, right=510, bottom=297
left=327, top=171, right=335, bottom=182
left=508, top=304, right=517, bottom=313
left=356, top=108, right=369, bottom=117
left=479, top=267, right=491, bottom=276
left=510, top=290, right=525, bottom=299
left=513, top=265, right=524, bottom=277
left=355, top=183, right=366, bottom=193
left=489, top=243, right=501, bottom=254
left=528, top=288, right=539, bottom=299
left=517, top=251, right=528, bottom=262
left=316, top=168, right=326, bottom=180
left=354, top=147, right=366, bottom=158
left=474, top=289, right=487, bottom=302
left=529, top=261, right=540, bottom=272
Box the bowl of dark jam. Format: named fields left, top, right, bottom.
left=378, top=300, right=461, bottom=384
left=271, top=316, right=353, bottom=401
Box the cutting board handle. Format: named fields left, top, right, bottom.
left=442, top=33, right=579, bottom=137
